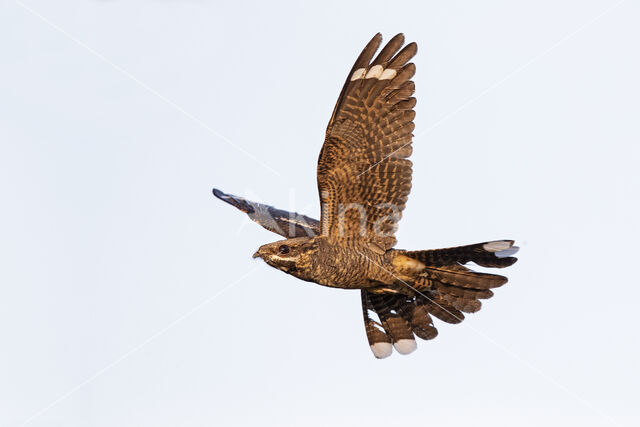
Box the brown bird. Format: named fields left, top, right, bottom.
left=213, top=33, right=518, bottom=358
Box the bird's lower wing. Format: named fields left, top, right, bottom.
left=212, top=188, right=320, bottom=239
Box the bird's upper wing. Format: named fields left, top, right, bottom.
left=317, top=33, right=417, bottom=251
left=213, top=188, right=319, bottom=238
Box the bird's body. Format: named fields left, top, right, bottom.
left=213, top=33, right=519, bottom=358
left=255, top=236, right=397, bottom=289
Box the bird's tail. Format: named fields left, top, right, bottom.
left=362, top=240, right=519, bottom=358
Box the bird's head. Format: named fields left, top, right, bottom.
left=253, top=237, right=317, bottom=278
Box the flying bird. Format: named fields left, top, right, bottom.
left=213, top=33, right=518, bottom=358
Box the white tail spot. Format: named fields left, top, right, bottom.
left=496, top=247, right=519, bottom=258
left=393, top=339, right=417, bottom=355
left=370, top=342, right=392, bottom=359
left=483, top=240, right=513, bottom=252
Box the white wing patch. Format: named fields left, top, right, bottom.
left=380, top=68, right=397, bottom=80
left=365, top=64, right=384, bottom=79
left=350, top=68, right=367, bottom=81
left=350, top=65, right=397, bottom=82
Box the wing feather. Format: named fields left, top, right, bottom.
left=318, top=34, right=417, bottom=249
left=212, top=188, right=319, bottom=238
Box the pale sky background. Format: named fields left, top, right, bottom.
left=1, top=1, right=639, bottom=426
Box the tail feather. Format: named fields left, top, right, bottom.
left=368, top=293, right=417, bottom=355
left=431, top=281, right=494, bottom=300
left=362, top=291, right=436, bottom=358
left=423, top=294, right=465, bottom=324
left=422, top=265, right=507, bottom=289
left=361, top=291, right=393, bottom=359
left=361, top=240, right=518, bottom=358
left=406, top=305, right=438, bottom=340
left=405, top=239, right=518, bottom=268
left=441, top=294, right=482, bottom=313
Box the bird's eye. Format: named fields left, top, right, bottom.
left=278, top=245, right=290, bottom=255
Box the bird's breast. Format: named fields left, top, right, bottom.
left=307, top=243, right=391, bottom=289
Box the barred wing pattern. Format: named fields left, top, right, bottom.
left=318, top=33, right=417, bottom=250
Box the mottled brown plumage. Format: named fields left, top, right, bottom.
left=318, top=33, right=416, bottom=250
left=213, top=33, right=518, bottom=358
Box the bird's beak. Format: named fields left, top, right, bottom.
left=252, top=251, right=261, bottom=259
